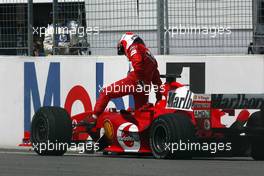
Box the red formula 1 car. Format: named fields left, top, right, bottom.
left=29, top=74, right=264, bottom=160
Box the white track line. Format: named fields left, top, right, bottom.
left=0, top=150, right=100, bottom=156
left=0, top=151, right=35, bottom=155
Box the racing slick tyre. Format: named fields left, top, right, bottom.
left=30, top=107, right=72, bottom=156
left=247, top=111, right=264, bottom=160
left=149, top=112, right=195, bottom=159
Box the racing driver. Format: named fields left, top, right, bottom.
left=86, top=32, right=162, bottom=127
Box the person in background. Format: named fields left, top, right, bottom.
left=43, top=8, right=91, bottom=56
left=248, top=42, right=254, bottom=54
left=33, top=37, right=45, bottom=56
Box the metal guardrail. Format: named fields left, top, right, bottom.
left=0, top=0, right=263, bottom=55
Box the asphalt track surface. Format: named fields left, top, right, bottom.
left=0, top=149, right=264, bottom=176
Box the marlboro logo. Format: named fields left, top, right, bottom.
left=211, top=94, right=264, bottom=109
left=166, top=87, right=193, bottom=111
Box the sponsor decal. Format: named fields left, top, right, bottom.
left=116, top=122, right=140, bottom=152
left=192, top=102, right=211, bottom=109
left=193, top=94, right=211, bottom=118
left=194, top=110, right=210, bottom=119
left=166, top=87, right=193, bottom=111
left=193, top=94, right=211, bottom=101
left=212, top=94, right=264, bottom=109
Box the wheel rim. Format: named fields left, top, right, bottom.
left=34, top=116, right=49, bottom=143
left=153, top=124, right=168, bottom=153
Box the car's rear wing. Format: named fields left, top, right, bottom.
left=194, top=94, right=264, bottom=109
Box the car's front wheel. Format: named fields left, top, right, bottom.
left=30, top=107, right=72, bottom=156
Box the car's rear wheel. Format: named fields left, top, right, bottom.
left=247, top=111, right=264, bottom=160
left=31, top=107, right=72, bottom=156
left=149, top=112, right=195, bottom=159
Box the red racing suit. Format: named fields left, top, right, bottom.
left=94, top=42, right=162, bottom=116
